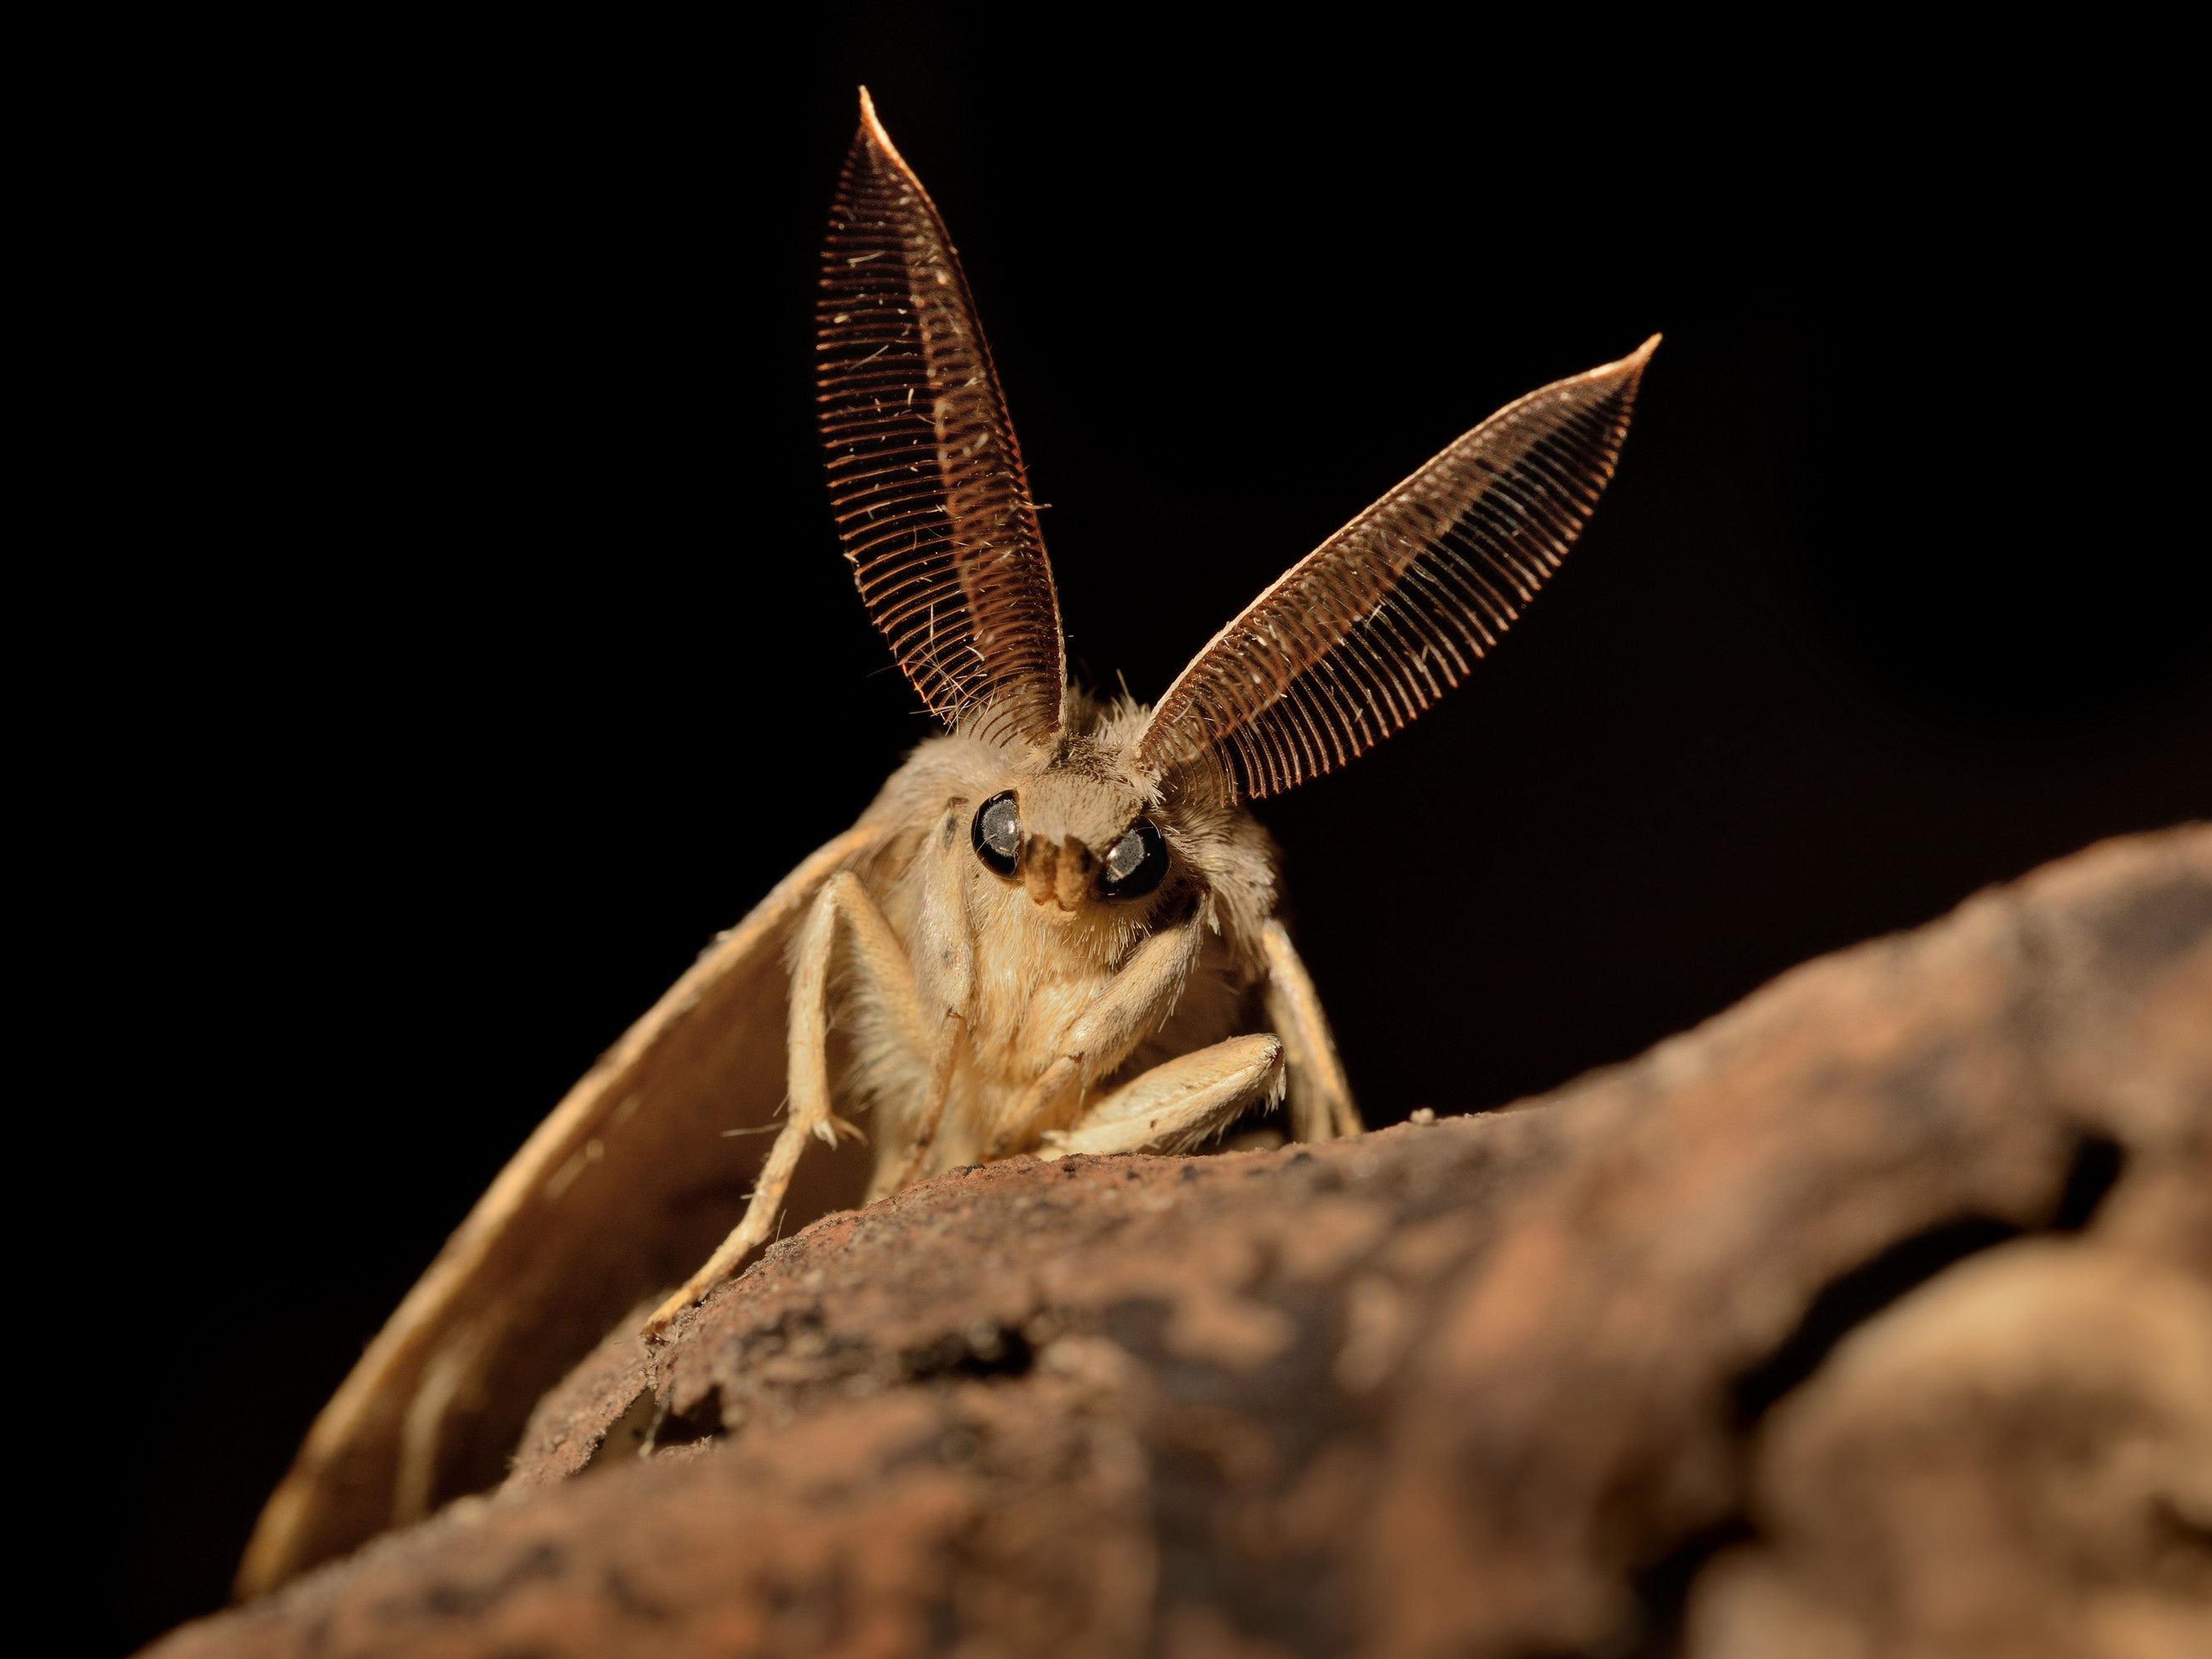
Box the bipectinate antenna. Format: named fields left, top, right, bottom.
left=816, top=89, right=1066, bottom=746
left=1138, top=338, right=1658, bottom=800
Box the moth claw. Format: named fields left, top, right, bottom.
left=816, top=1113, right=867, bottom=1147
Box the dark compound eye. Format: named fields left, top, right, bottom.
left=1099, top=817, right=1168, bottom=899
left=972, top=791, right=1022, bottom=877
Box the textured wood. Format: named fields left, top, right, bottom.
left=164, top=826, right=2211, bottom=1658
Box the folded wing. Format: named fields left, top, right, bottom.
left=236, top=827, right=883, bottom=1596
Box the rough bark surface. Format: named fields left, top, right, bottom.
left=151, top=827, right=2212, bottom=1658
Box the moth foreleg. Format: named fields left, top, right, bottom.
left=871, top=1009, right=965, bottom=1201
left=649, top=872, right=921, bottom=1331
left=1039, top=1034, right=1284, bottom=1159
left=786, top=872, right=921, bottom=1147
left=1262, top=918, right=1362, bottom=1141
left=983, top=914, right=1205, bottom=1156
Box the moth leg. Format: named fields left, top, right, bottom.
left=872, top=1009, right=965, bottom=1201
left=983, top=912, right=1206, bottom=1156
left=1039, top=1034, right=1284, bottom=1159
left=649, top=872, right=922, bottom=1329
left=1262, top=918, right=1363, bottom=1140
left=871, top=800, right=978, bottom=1200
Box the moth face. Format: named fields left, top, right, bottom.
left=968, top=770, right=1169, bottom=917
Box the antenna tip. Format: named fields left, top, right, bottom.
left=856, top=88, right=886, bottom=144
left=853, top=86, right=912, bottom=173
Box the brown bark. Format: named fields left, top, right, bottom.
left=151, top=827, right=2212, bottom=1658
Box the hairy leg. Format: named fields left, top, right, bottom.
left=873, top=1009, right=965, bottom=1201
left=982, top=912, right=1206, bottom=1156
left=649, top=872, right=924, bottom=1329
left=1263, top=918, right=1362, bottom=1141
left=1040, top=1034, right=1285, bottom=1158
left=871, top=803, right=977, bottom=1198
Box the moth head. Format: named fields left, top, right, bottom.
left=960, top=702, right=1181, bottom=918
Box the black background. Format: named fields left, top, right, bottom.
left=82, top=12, right=2204, bottom=1653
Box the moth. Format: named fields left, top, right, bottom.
left=239, top=89, right=1654, bottom=1595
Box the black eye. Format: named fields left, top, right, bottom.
left=972, top=791, right=1022, bottom=877
left=1099, top=817, right=1168, bottom=899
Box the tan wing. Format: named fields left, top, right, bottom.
left=1138, top=338, right=1658, bottom=800
left=236, top=824, right=884, bottom=1596
left=819, top=89, right=1065, bottom=746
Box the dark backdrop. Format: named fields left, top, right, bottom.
left=88, top=13, right=2204, bottom=1653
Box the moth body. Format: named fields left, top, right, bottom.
left=836, top=690, right=1278, bottom=1188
